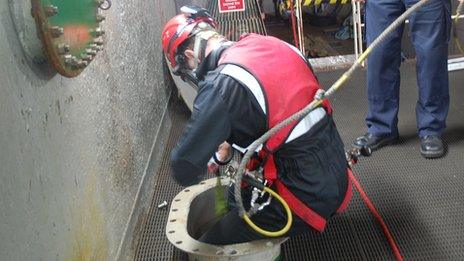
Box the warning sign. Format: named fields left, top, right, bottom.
left=218, top=0, right=245, bottom=13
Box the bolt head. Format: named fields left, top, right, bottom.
left=90, top=27, right=105, bottom=37
left=63, top=56, right=79, bottom=67
left=77, top=60, right=88, bottom=68
left=89, top=44, right=103, bottom=52
left=81, top=54, right=93, bottom=62
left=96, top=14, right=105, bottom=22
left=93, top=39, right=104, bottom=46
left=86, top=49, right=97, bottom=56
left=70, top=57, right=79, bottom=66
left=63, top=54, right=72, bottom=63
left=57, top=44, right=70, bottom=54
left=50, top=26, right=64, bottom=38
left=44, top=5, right=58, bottom=16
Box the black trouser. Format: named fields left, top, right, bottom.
left=198, top=185, right=316, bottom=245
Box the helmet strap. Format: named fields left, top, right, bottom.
left=192, top=30, right=220, bottom=68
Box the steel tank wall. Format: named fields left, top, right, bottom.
left=0, top=1, right=176, bottom=260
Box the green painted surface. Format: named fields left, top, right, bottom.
left=44, top=0, right=97, bottom=26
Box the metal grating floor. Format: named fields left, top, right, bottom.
left=134, top=100, right=190, bottom=261
left=300, top=62, right=464, bottom=261
left=135, top=61, right=464, bottom=260
left=207, top=0, right=266, bottom=41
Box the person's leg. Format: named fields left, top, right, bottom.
left=353, top=0, right=405, bottom=150
left=198, top=208, right=265, bottom=244
left=407, top=0, right=450, bottom=158
left=199, top=185, right=273, bottom=244
left=199, top=185, right=314, bottom=245
left=365, top=0, right=405, bottom=137
left=407, top=0, right=450, bottom=139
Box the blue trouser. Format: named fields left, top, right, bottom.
left=365, top=0, right=451, bottom=137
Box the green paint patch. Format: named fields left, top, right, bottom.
left=45, top=0, right=98, bottom=26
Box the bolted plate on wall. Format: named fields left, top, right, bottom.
left=31, top=0, right=107, bottom=78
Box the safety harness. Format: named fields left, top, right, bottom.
left=218, top=33, right=352, bottom=232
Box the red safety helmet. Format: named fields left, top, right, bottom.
left=161, top=6, right=217, bottom=70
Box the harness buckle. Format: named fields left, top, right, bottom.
left=245, top=172, right=272, bottom=215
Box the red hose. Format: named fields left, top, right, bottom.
left=289, top=0, right=299, bottom=48
left=347, top=169, right=404, bottom=261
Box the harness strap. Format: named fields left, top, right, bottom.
left=259, top=150, right=277, bottom=183
left=337, top=168, right=353, bottom=213
left=275, top=180, right=327, bottom=232
left=265, top=157, right=352, bottom=232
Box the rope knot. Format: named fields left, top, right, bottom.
left=314, top=89, right=326, bottom=101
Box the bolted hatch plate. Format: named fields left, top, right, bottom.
left=31, top=0, right=106, bottom=77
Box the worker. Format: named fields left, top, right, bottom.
left=162, top=5, right=352, bottom=245
left=353, top=0, right=455, bottom=158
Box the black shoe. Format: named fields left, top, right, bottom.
left=420, top=135, right=444, bottom=159
left=353, top=133, right=399, bottom=151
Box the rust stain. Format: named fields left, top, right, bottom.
left=109, top=122, right=135, bottom=189
left=68, top=172, right=109, bottom=261
left=63, top=25, right=91, bottom=50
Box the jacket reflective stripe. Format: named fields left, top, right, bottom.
left=231, top=143, right=263, bottom=154
left=220, top=64, right=266, bottom=115
left=220, top=64, right=325, bottom=144
left=285, top=107, right=326, bottom=143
